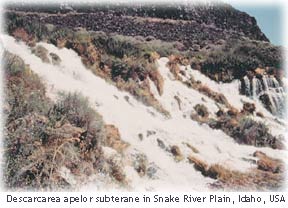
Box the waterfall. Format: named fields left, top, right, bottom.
left=3, top=34, right=286, bottom=191
left=243, top=76, right=251, bottom=97
left=241, top=75, right=285, bottom=116
left=251, top=77, right=263, bottom=99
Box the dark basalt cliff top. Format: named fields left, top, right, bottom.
left=4, top=2, right=282, bottom=84
left=5, top=2, right=269, bottom=51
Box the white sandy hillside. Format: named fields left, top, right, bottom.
left=2, top=34, right=287, bottom=191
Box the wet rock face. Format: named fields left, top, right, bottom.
left=240, top=74, right=285, bottom=117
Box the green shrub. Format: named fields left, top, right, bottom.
left=4, top=91, right=107, bottom=189
left=49, top=92, right=106, bottom=146
left=4, top=51, right=50, bottom=123
left=235, top=117, right=283, bottom=149
left=4, top=51, right=26, bottom=75
left=194, top=39, right=282, bottom=82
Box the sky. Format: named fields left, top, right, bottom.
left=231, top=4, right=283, bottom=46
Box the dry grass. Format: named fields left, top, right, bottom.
left=12, top=27, right=29, bottom=42
left=197, top=85, right=230, bottom=107
left=130, top=15, right=191, bottom=25
left=104, top=125, right=129, bottom=153
left=4, top=53, right=127, bottom=189
left=187, top=155, right=209, bottom=176
left=166, top=55, right=190, bottom=81
left=107, top=158, right=127, bottom=183
left=184, top=142, right=199, bottom=153
left=190, top=113, right=209, bottom=124
left=148, top=68, right=164, bottom=96
left=181, top=73, right=231, bottom=108
left=174, top=95, right=182, bottom=110
left=187, top=153, right=285, bottom=191
left=254, top=151, right=285, bottom=173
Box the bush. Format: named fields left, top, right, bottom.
left=4, top=91, right=108, bottom=189
left=31, top=45, right=50, bottom=63
left=4, top=51, right=26, bottom=75
left=208, top=112, right=284, bottom=149
left=92, top=34, right=141, bottom=58
left=235, top=117, right=283, bottom=149
left=4, top=53, right=111, bottom=189
left=48, top=92, right=105, bottom=144
left=4, top=51, right=50, bottom=123
left=193, top=39, right=282, bottom=82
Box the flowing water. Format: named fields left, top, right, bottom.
left=241, top=75, right=286, bottom=116
left=2, top=35, right=286, bottom=191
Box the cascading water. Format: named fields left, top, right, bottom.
left=243, top=76, right=251, bottom=97
left=2, top=34, right=286, bottom=191
left=241, top=75, right=286, bottom=117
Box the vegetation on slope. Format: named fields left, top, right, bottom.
left=3, top=52, right=127, bottom=190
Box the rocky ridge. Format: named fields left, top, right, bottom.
left=2, top=3, right=287, bottom=191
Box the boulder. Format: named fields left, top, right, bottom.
left=49, top=53, right=61, bottom=65
left=242, top=102, right=256, bottom=114
left=138, top=133, right=144, bottom=141
left=194, top=104, right=209, bottom=118
left=227, top=108, right=239, bottom=117
left=216, top=109, right=224, bottom=117
left=256, top=112, right=264, bottom=118
left=146, top=130, right=156, bottom=137
left=146, top=163, right=159, bottom=179
left=157, top=138, right=166, bottom=150
left=132, top=153, right=148, bottom=177
left=255, top=67, right=265, bottom=76
left=170, top=145, right=184, bottom=162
